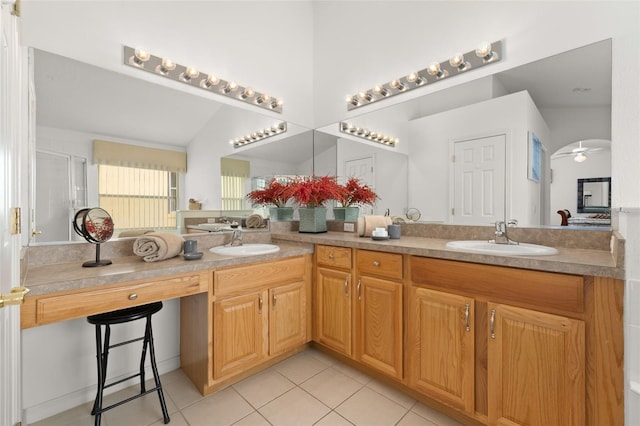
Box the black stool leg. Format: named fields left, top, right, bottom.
left=139, top=318, right=148, bottom=394
left=146, top=316, right=170, bottom=423
left=91, top=324, right=111, bottom=426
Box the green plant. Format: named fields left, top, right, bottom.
left=246, top=178, right=294, bottom=208
left=290, top=175, right=347, bottom=208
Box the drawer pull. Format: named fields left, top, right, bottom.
left=357, top=279, right=362, bottom=301
left=344, top=276, right=349, bottom=296
left=259, top=296, right=263, bottom=313
left=490, top=309, right=496, bottom=339
left=128, top=293, right=138, bottom=300
left=372, top=261, right=380, bottom=267
left=328, top=253, right=335, bottom=259
left=272, top=291, right=277, bottom=307
left=464, top=303, right=471, bottom=332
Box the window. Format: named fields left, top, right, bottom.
left=98, top=165, right=177, bottom=231
left=221, top=158, right=250, bottom=210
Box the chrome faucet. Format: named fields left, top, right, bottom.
left=492, top=220, right=519, bottom=245
left=228, top=229, right=243, bottom=246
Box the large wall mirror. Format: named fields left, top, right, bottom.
left=316, top=39, right=611, bottom=229
left=30, top=49, right=311, bottom=245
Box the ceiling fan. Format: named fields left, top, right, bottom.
left=552, top=141, right=604, bottom=162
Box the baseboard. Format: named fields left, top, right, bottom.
left=23, top=356, right=180, bottom=424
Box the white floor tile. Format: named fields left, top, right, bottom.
left=259, top=387, right=330, bottom=426
left=181, top=387, right=254, bottom=426
left=367, top=379, right=416, bottom=409
left=233, top=368, right=295, bottom=408
left=314, top=411, right=354, bottom=426
left=335, top=387, right=408, bottom=426
left=232, top=411, right=272, bottom=426
left=273, top=351, right=330, bottom=384
left=411, top=402, right=464, bottom=426
left=396, top=411, right=438, bottom=426
left=300, top=367, right=364, bottom=408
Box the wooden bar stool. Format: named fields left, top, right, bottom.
left=87, top=301, right=170, bottom=425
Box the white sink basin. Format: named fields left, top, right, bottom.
left=209, top=243, right=280, bottom=257
left=445, top=240, right=558, bottom=256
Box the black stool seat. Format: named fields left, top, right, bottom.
left=88, top=302, right=163, bottom=325
left=87, top=301, right=170, bottom=425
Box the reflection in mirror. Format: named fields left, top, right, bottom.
left=318, top=39, right=612, bottom=228
left=31, top=49, right=309, bottom=244
left=577, top=177, right=611, bottom=213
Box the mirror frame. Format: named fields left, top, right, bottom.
left=577, top=177, right=611, bottom=213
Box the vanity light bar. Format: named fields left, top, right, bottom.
left=124, top=46, right=283, bottom=113
left=345, top=40, right=502, bottom=111
left=230, top=122, right=287, bottom=148
left=339, top=122, right=398, bottom=147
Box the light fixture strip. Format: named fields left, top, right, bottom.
left=339, top=122, right=398, bottom=148
left=346, top=40, right=502, bottom=111
left=123, top=46, right=283, bottom=113
left=230, top=122, right=287, bottom=148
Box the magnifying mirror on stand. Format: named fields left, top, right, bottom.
left=73, top=207, right=114, bottom=267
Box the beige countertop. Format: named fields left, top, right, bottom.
left=23, top=240, right=314, bottom=296
left=23, top=230, right=623, bottom=297
left=272, top=231, right=623, bottom=279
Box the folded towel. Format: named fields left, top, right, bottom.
left=133, top=232, right=185, bottom=262
left=359, top=215, right=392, bottom=237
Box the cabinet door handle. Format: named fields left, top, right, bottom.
left=328, top=253, right=335, bottom=259
left=344, top=276, right=349, bottom=296
left=128, top=293, right=138, bottom=300
left=490, top=309, right=496, bottom=339
left=259, top=296, right=263, bottom=313
left=372, top=261, right=380, bottom=267
left=356, top=279, right=362, bottom=301
left=272, top=291, right=277, bottom=307
left=464, top=303, right=471, bottom=332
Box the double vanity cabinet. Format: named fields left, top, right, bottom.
left=312, top=244, right=623, bottom=426
left=21, top=236, right=623, bottom=426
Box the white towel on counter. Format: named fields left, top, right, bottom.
left=133, top=232, right=185, bottom=262
left=358, top=215, right=393, bottom=237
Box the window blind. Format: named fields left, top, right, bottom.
left=93, top=140, right=187, bottom=173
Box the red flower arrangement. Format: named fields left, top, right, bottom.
left=338, top=177, right=379, bottom=207
left=290, top=175, right=347, bottom=208
left=246, top=178, right=294, bottom=208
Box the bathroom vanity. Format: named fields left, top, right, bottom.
left=20, top=228, right=623, bottom=426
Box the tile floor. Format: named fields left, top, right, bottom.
left=33, top=348, right=464, bottom=426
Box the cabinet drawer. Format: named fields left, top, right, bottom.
left=410, top=257, right=584, bottom=313
left=357, top=250, right=403, bottom=280
left=316, top=245, right=352, bottom=269
left=214, top=257, right=305, bottom=297
left=36, top=274, right=203, bottom=325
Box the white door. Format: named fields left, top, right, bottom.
left=452, top=134, right=506, bottom=225
left=1, top=2, right=24, bottom=425
left=344, top=156, right=374, bottom=214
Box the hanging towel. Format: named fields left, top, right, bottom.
left=359, top=215, right=392, bottom=237
left=133, top=232, right=185, bottom=262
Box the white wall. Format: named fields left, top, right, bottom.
left=407, top=91, right=549, bottom=226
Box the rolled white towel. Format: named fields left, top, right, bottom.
left=133, top=232, right=185, bottom=262
left=359, top=215, right=392, bottom=237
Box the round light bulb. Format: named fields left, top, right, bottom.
left=161, top=58, right=176, bottom=71
left=475, top=42, right=492, bottom=58
left=134, top=49, right=150, bottom=62
left=427, top=62, right=441, bottom=76
left=407, top=72, right=419, bottom=83
left=574, top=153, right=587, bottom=163
left=449, top=53, right=464, bottom=68
left=186, top=67, right=199, bottom=79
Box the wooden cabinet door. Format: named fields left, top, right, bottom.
left=269, top=280, right=307, bottom=355
left=213, top=290, right=267, bottom=379
left=408, top=287, right=475, bottom=413
left=355, top=276, right=403, bottom=379
left=315, top=267, right=352, bottom=356
left=488, top=303, right=585, bottom=426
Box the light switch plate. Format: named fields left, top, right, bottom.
left=343, top=223, right=355, bottom=232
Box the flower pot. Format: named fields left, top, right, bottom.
left=333, top=207, right=359, bottom=221
left=298, top=207, right=327, bottom=233
left=269, top=207, right=294, bottom=221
